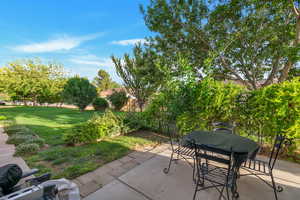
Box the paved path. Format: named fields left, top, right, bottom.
left=84, top=148, right=300, bottom=200
left=74, top=144, right=170, bottom=197
left=0, top=125, right=30, bottom=171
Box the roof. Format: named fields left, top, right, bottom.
left=99, top=88, right=128, bottom=97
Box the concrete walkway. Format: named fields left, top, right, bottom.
left=0, top=126, right=30, bottom=171
left=74, top=144, right=170, bottom=197
left=84, top=148, right=300, bottom=200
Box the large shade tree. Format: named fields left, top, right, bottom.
left=0, top=59, right=67, bottom=104
left=141, top=0, right=300, bottom=89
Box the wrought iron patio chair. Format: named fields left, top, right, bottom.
left=240, top=134, right=291, bottom=200
left=193, top=143, right=240, bottom=200
left=163, top=123, right=195, bottom=180
left=212, top=122, right=234, bottom=134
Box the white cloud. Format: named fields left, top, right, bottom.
left=13, top=33, right=103, bottom=53
left=68, top=54, right=122, bottom=83
left=69, top=54, right=113, bottom=67
left=111, top=38, right=146, bottom=46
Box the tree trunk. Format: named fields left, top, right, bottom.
left=279, top=14, right=300, bottom=82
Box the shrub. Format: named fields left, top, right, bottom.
left=7, top=134, right=35, bottom=146
left=63, top=110, right=130, bottom=145
left=107, top=90, right=129, bottom=111
left=93, top=97, right=109, bottom=111
left=236, top=77, right=300, bottom=139
left=144, top=78, right=245, bottom=134
left=123, top=112, right=149, bottom=132
left=0, top=115, right=7, bottom=120
left=62, top=77, right=97, bottom=111
left=25, top=137, right=45, bottom=147
left=63, top=124, right=87, bottom=145
left=15, top=143, right=39, bottom=156
left=4, top=125, right=34, bottom=135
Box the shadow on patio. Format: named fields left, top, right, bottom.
left=84, top=147, right=300, bottom=200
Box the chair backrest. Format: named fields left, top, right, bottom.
left=212, top=122, right=234, bottom=134
left=268, top=134, right=287, bottom=170
left=193, top=142, right=235, bottom=169
left=162, top=121, right=181, bottom=150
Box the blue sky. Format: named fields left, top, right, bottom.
left=0, top=0, right=152, bottom=83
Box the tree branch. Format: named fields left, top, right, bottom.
left=220, top=56, right=252, bottom=89
left=262, top=56, right=280, bottom=87
left=291, top=0, right=300, bottom=16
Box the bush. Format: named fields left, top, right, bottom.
left=108, top=90, right=129, bottom=111
left=123, top=112, right=150, bottom=132
left=7, top=134, right=35, bottom=146
left=25, top=137, right=45, bottom=147
left=93, top=97, right=109, bottom=111
left=4, top=125, right=34, bottom=135
left=144, top=78, right=244, bottom=134
left=5, top=125, right=45, bottom=147
left=63, top=124, right=87, bottom=145
left=63, top=110, right=130, bottom=145
left=236, top=77, right=300, bottom=139
left=15, top=143, right=40, bottom=156
left=0, top=115, right=7, bottom=120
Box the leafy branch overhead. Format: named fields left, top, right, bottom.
left=141, top=0, right=300, bottom=89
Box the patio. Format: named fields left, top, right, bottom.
left=84, top=147, right=300, bottom=200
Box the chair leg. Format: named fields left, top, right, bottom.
left=270, top=172, right=279, bottom=200
left=163, top=151, right=174, bottom=174
left=193, top=178, right=201, bottom=200
left=192, top=158, right=196, bottom=183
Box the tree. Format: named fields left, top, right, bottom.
left=93, top=69, right=120, bottom=92
left=62, top=76, right=97, bottom=111
left=0, top=59, right=67, bottom=104
left=107, top=90, right=129, bottom=111
left=111, top=44, right=161, bottom=111
left=141, top=0, right=300, bottom=89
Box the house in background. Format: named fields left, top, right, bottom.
left=99, top=88, right=138, bottom=111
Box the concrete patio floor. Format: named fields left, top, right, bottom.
left=84, top=149, right=300, bottom=200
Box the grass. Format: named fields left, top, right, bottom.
left=0, top=106, right=164, bottom=179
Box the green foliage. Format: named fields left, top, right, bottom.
left=112, top=45, right=162, bottom=111
left=145, top=75, right=300, bottom=141
left=122, top=112, right=149, bottom=132
left=7, top=134, right=35, bottom=146
left=236, top=77, right=300, bottom=139
left=62, top=76, right=97, bottom=111
left=1, top=106, right=160, bottom=179
left=107, top=90, right=129, bottom=111
left=93, top=69, right=120, bottom=92
left=0, top=115, right=7, bottom=120
left=145, top=77, right=244, bottom=134
left=92, top=97, right=109, bottom=111
left=25, top=137, right=45, bottom=147
left=4, top=125, right=34, bottom=136
left=0, top=59, right=67, bottom=104
left=141, top=0, right=299, bottom=88
left=15, top=143, right=39, bottom=156
left=63, top=110, right=129, bottom=145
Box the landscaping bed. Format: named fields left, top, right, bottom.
left=0, top=106, right=165, bottom=179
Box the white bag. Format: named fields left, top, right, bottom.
left=41, top=178, right=81, bottom=200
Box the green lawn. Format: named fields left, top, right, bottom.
left=0, top=106, right=163, bottom=179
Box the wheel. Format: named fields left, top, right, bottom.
left=277, top=186, right=283, bottom=192
left=163, top=168, right=169, bottom=174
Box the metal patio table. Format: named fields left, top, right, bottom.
left=184, top=130, right=260, bottom=198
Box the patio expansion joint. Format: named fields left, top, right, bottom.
left=115, top=177, right=155, bottom=200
